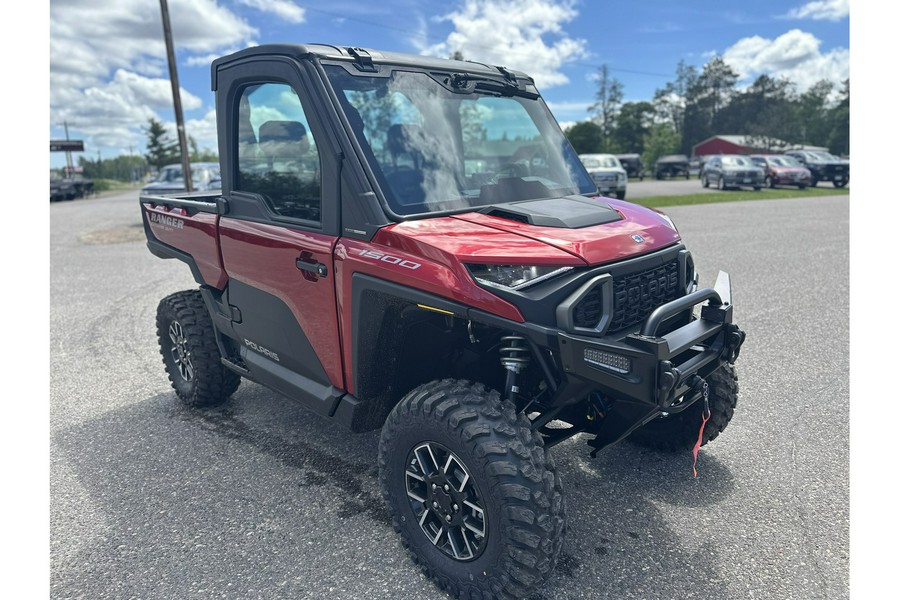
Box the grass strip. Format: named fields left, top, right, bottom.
left=631, top=187, right=849, bottom=208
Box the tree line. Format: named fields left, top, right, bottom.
left=70, top=118, right=219, bottom=181
left=564, top=57, right=849, bottom=169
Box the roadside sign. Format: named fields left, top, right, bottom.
left=50, top=140, right=85, bottom=152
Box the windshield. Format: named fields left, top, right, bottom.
left=809, top=151, right=838, bottom=161
left=325, top=65, right=594, bottom=216
left=722, top=156, right=751, bottom=167
left=580, top=156, right=620, bottom=169
left=769, top=156, right=801, bottom=167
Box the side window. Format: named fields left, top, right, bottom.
left=236, top=83, right=321, bottom=223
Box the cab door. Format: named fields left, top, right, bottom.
left=215, top=59, right=345, bottom=416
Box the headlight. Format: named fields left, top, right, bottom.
left=466, top=264, right=574, bottom=290
left=651, top=209, right=678, bottom=232
left=618, top=173, right=626, bottom=182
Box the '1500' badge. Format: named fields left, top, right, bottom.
left=632, top=234, right=645, bottom=243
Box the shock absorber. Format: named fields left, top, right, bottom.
left=499, top=335, right=531, bottom=403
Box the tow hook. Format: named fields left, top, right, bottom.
left=657, top=360, right=678, bottom=408
left=724, top=324, right=746, bottom=363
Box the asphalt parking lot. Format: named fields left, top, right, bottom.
left=49, top=189, right=849, bottom=599
left=624, top=176, right=847, bottom=199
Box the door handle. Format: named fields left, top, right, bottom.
left=296, top=256, right=328, bottom=278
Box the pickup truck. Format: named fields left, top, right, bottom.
left=141, top=44, right=745, bottom=600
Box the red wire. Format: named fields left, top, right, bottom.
left=692, top=409, right=710, bottom=478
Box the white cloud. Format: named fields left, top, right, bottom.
left=423, top=0, right=587, bottom=89
left=50, top=0, right=257, bottom=157
left=185, top=110, right=221, bottom=153
left=722, top=29, right=849, bottom=92
left=237, top=0, right=306, bottom=24
left=51, top=70, right=204, bottom=154
left=783, top=0, right=849, bottom=21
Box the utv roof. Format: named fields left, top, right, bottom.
left=211, top=44, right=532, bottom=89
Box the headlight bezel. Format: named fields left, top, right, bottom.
left=465, top=263, right=575, bottom=291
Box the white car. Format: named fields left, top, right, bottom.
left=578, top=153, right=628, bottom=199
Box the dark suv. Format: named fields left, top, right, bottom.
left=654, top=154, right=691, bottom=179
left=784, top=150, right=848, bottom=188
left=701, top=155, right=764, bottom=190
left=615, top=153, right=644, bottom=180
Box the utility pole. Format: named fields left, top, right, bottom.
left=159, top=0, right=193, bottom=192
left=62, top=121, right=73, bottom=177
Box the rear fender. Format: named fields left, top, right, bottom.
left=141, top=196, right=227, bottom=289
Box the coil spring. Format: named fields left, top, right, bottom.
left=499, top=335, right=531, bottom=373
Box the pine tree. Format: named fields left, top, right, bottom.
left=144, top=118, right=179, bottom=170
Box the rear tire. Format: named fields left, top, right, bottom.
left=628, top=364, right=738, bottom=452
left=765, top=176, right=774, bottom=189
left=834, top=180, right=847, bottom=188
left=702, top=175, right=709, bottom=188
left=156, top=290, right=241, bottom=407
left=379, top=379, right=565, bottom=600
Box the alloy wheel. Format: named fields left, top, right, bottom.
left=168, top=321, right=194, bottom=382
left=404, top=441, right=487, bottom=561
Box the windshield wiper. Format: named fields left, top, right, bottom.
left=449, top=71, right=538, bottom=99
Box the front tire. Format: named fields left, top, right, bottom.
left=702, top=175, right=709, bottom=188
left=156, top=290, right=241, bottom=407
left=628, top=364, right=738, bottom=452
left=717, top=176, right=725, bottom=191
left=379, top=379, right=565, bottom=600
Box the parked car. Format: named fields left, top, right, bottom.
left=50, top=176, right=93, bottom=202
left=783, top=150, right=848, bottom=188
left=50, top=177, right=76, bottom=202
left=615, top=153, right=644, bottom=180
left=701, top=155, right=764, bottom=190
left=142, top=162, right=221, bottom=195
left=749, top=154, right=812, bottom=189
left=579, top=153, right=628, bottom=199
left=654, top=154, right=691, bottom=179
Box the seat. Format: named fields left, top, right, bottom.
left=257, top=120, right=309, bottom=171
left=387, top=123, right=426, bottom=170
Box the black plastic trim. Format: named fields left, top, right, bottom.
left=477, top=243, right=685, bottom=330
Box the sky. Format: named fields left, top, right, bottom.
left=49, top=0, right=850, bottom=169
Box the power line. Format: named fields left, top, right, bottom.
left=303, top=6, right=674, bottom=80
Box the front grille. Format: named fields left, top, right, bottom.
left=572, top=260, right=682, bottom=332
left=593, top=174, right=616, bottom=182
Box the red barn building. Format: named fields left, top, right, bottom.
left=692, top=135, right=798, bottom=158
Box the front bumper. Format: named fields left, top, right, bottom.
left=548, top=271, right=745, bottom=450
left=723, top=174, right=763, bottom=187
left=592, top=179, right=627, bottom=195
left=773, top=172, right=811, bottom=185
left=557, top=271, right=743, bottom=402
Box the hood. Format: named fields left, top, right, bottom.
left=375, top=196, right=680, bottom=268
